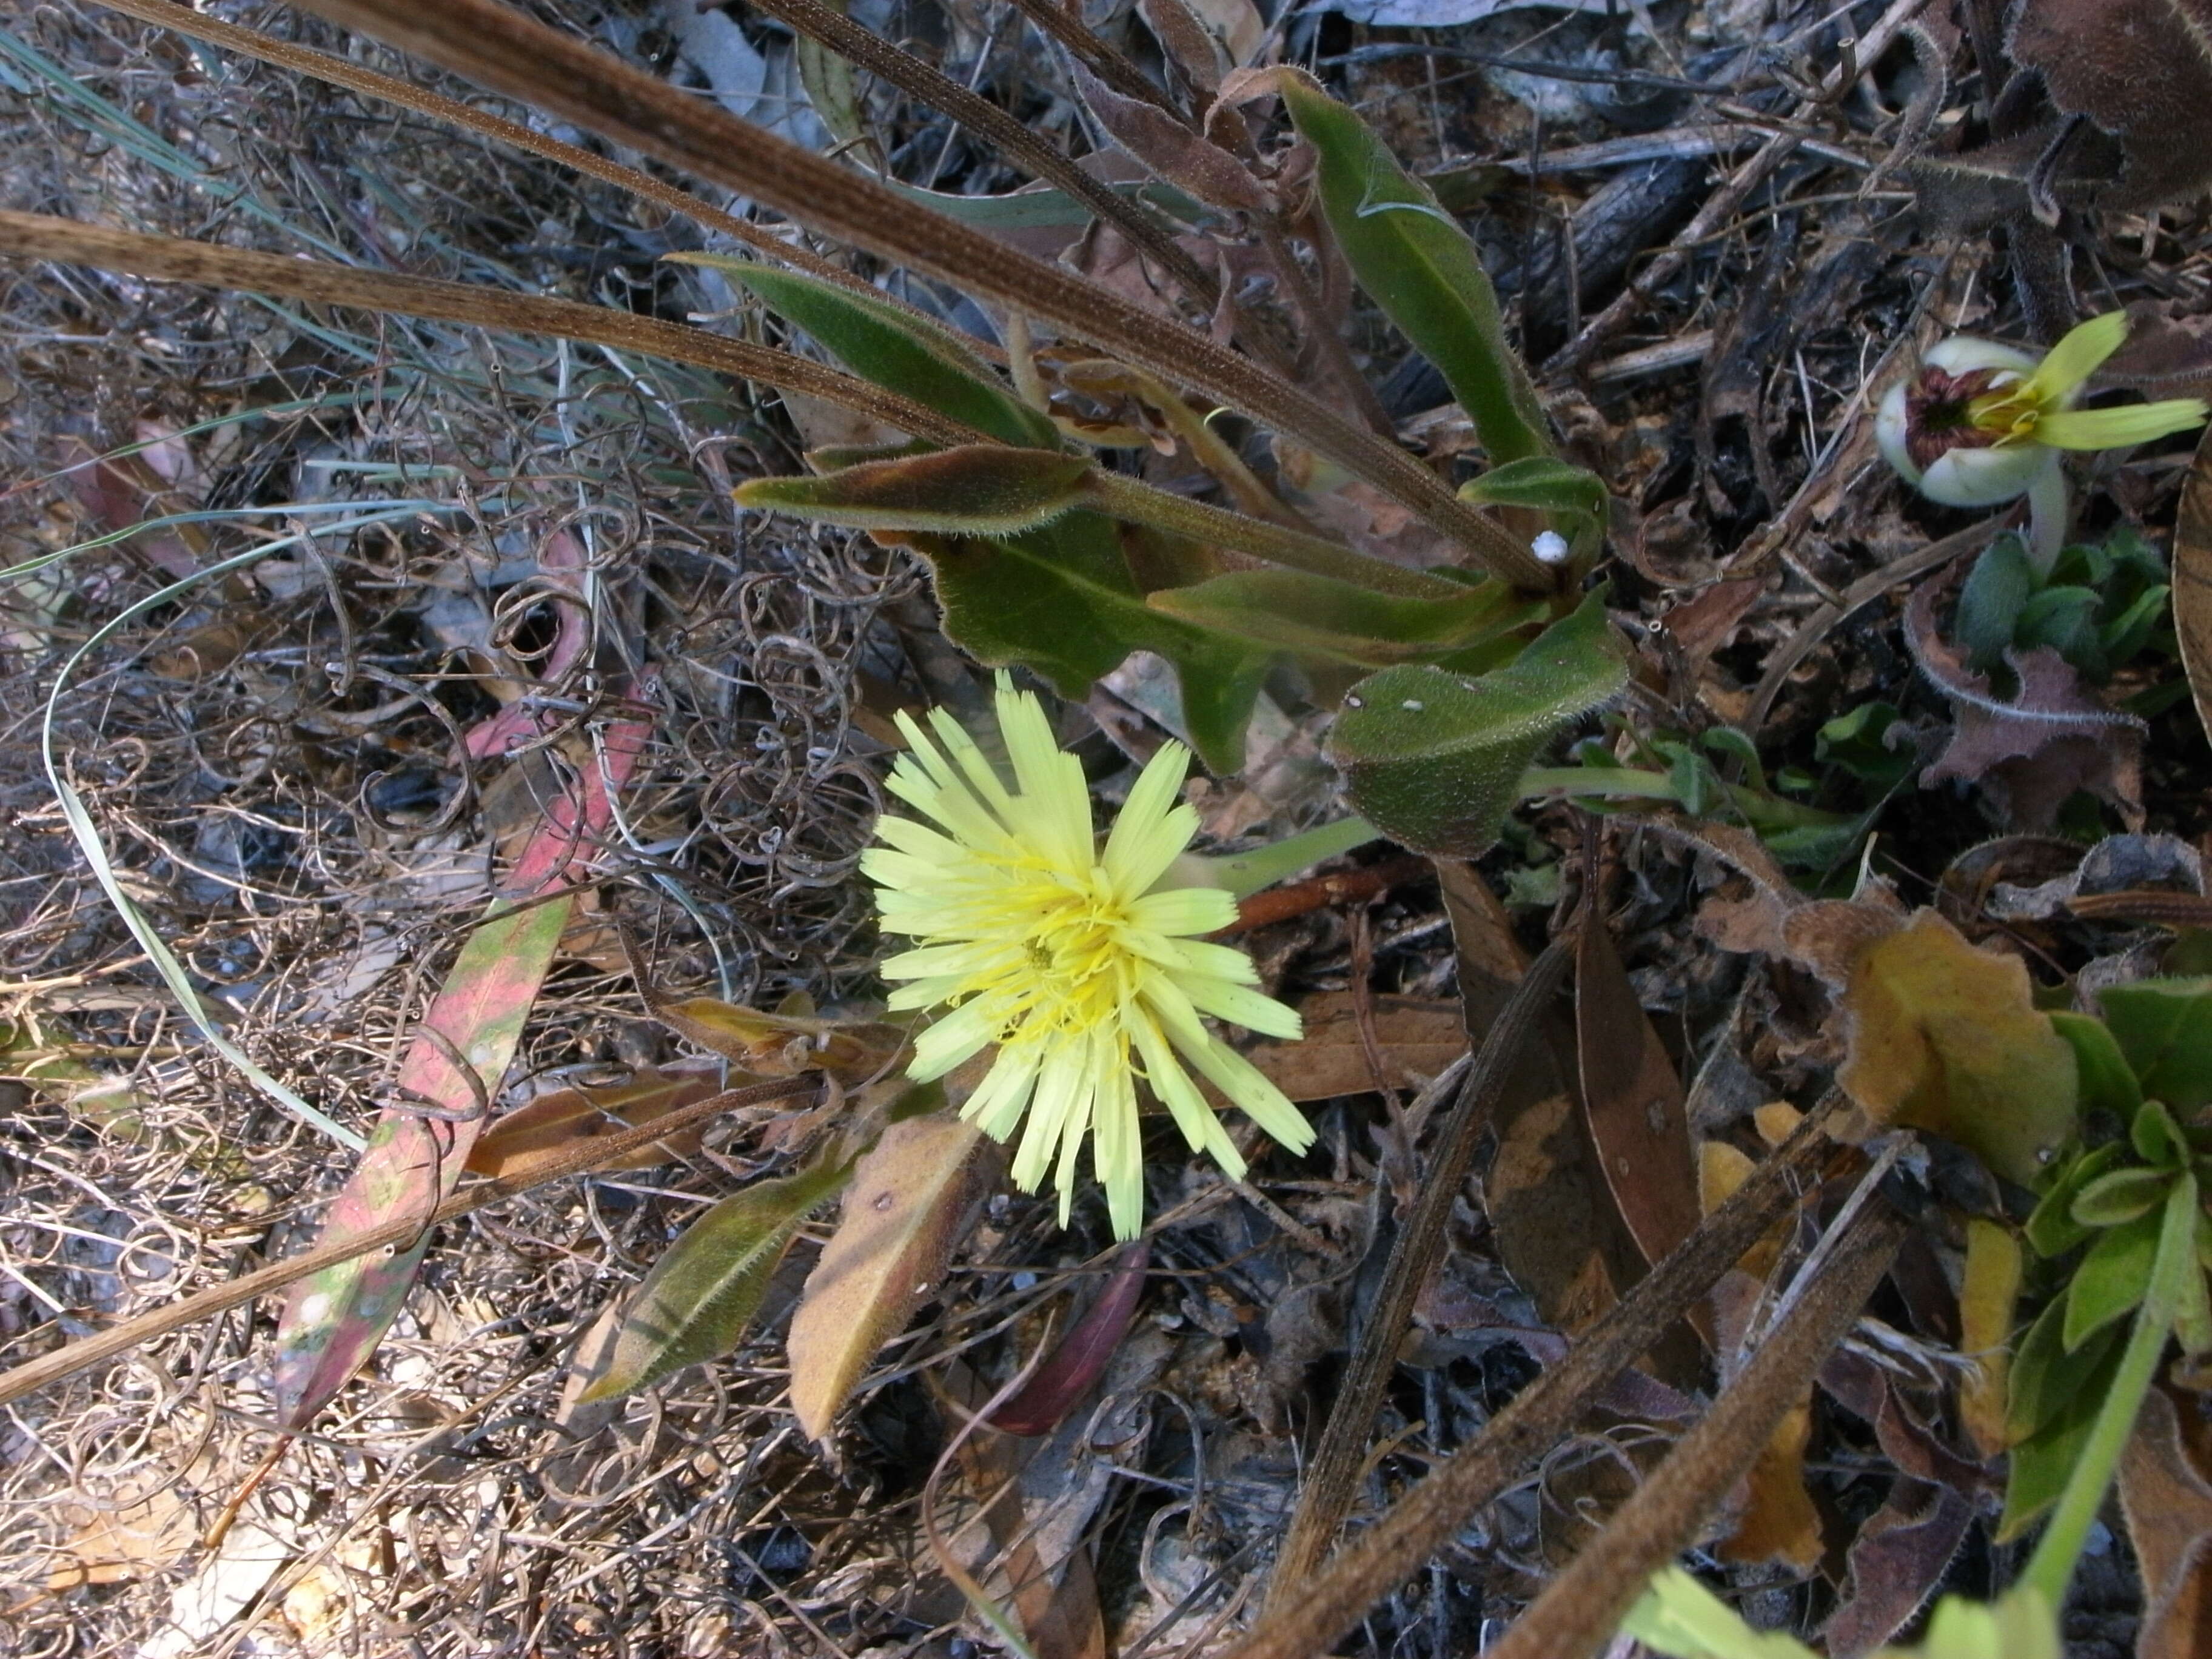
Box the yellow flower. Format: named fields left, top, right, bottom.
left=863, top=677, right=1313, bottom=1238
left=1877, top=312, right=2207, bottom=511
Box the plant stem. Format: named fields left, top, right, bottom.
left=1081, top=472, right=1464, bottom=600
left=1518, top=766, right=1682, bottom=802
left=2026, top=463, right=2070, bottom=578
left=2021, top=1170, right=2197, bottom=1607
left=1199, top=816, right=1382, bottom=899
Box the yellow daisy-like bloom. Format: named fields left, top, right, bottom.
left=862, top=678, right=1314, bottom=1238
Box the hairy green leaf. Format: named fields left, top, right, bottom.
left=1956, top=534, right=2037, bottom=672
left=2048, top=1011, right=2142, bottom=1123
left=2008, top=1292, right=2123, bottom=1443
left=1278, top=72, right=1549, bottom=468
left=2069, top=1165, right=2173, bottom=1227
left=1326, top=588, right=1626, bottom=855
left=2098, top=976, right=2212, bottom=1113
left=1458, top=455, right=1609, bottom=551
left=2062, top=1205, right=2162, bottom=1351
left=579, top=1156, right=853, bottom=1401
left=677, top=257, right=1058, bottom=447
left=916, top=512, right=1272, bottom=773
left=1146, top=567, right=1538, bottom=669
left=737, top=446, right=1090, bottom=535
left=2025, top=1141, right=2125, bottom=1258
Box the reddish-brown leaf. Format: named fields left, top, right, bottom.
left=990, top=1244, right=1150, bottom=1437
left=1575, top=922, right=1700, bottom=1272
left=463, top=1064, right=722, bottom=1181
left=2009, top=0, right=2212, bottom=210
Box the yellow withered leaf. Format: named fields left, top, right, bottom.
left=1838, top=910, right=2079, bottom=1187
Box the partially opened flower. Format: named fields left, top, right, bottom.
left=863, top=677, right=1313, bottom=1238
left=1877, top=312, right=2207, bottom=568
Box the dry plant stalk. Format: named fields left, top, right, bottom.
left=1486, top=1200, right=1908, bottom=1659
left=273, top=0, right=1554, bottom=588
left=0, top=1074, right=820, bottom=1409
left=0, top=210, right=974, bottom=446
left=1269, top=934, right=1575, bottom=1595
left=1226, top=1095, right=1844, bottom=1659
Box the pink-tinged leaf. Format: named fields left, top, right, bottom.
left=270, top=683, right=656, bottom=1426
left=990, top=1242, right=1150, bottom=1436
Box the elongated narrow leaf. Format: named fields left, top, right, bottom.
left=788, top=1113, right=984, bottom=1439
left=1278, top=72, right=1549, bottom=466
left=2048, top=1011, right=2142, bottom=1122
left=580, top=1156, right=854, bottom=1401
left=1147, top=568, right=1538, bottom=669
left=1326, top=588, right=1626, bottom=855
left=273, top=891, right=576, bottom=1422
left=272, top=693, right=654, bottom=1424
left=677, top=257, right=1057, bottom=448
left=1459, top=455, right=1610, bottom=554
left=737, top=446, right=1091, bottom=534
left=917, top=512, right=1273, bottom=773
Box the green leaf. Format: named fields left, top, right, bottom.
left=2099, top=976, right=2212, bottom=1112
left=1815, top=700, right=1913, bottom=793
left=2133, top=1097, right=2186, bottom=1168
left=2008, top=1290, right=2122, bottom=1441
left=2062, top=1204, right=2163, bottom=1351
left=1618, top=1567, right=1818, bottom=1659
left=676, top=257, right=1059, bottom=447
left=914, top=512, right=1272, bottom=773
left=2068, top=1164, right=2172, bottom=1227
left=1957, top=532, right=2036, bottom=672
left=1145, top=568, right=1538, bottom=669
left=1458, top=455, right=1609, bottom=547
left=1278, top=73, right=1549, bottom=466
left=2048, top=1011, right=2142, bottom=1122
left=579, top=1155, right=854, bottom=1401
left=736, top=445, right=1091, bottom=535
left=2098, top=582, right=2169, bottom=666
left=2178, top=1248, right=2212, bottom=1356
left=1326, top=588, right=1627, bottom=856
left=2016, top=585, right=2106, bottom=676
left=2025, top=1141, right=2123, bottom=1258
left=1999, top=1373, right=2114, bottom=1540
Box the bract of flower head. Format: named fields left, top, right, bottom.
left=1876, top=312, right=2209, bottom=509
left=862, top=675, right=1314, bottom=1239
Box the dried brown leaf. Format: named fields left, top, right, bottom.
left=1906, top=572, right=2145, bottom=830
left=1245, top=992, right=1466, bottom=1101
left=788, top=1114, right=985, bottom=1440
left=1575, top=922, right=1700, bottom=1273
left=2176, top=423, right=2212, bottom=750
left=2009, top=0, right=2212, bottom=210
left=2119, top=1386, right=2212, bottom=1659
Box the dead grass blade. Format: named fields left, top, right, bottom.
left=273, top=0, right=1551, bottom=588
left=0, top=210, right=976, bottom=447
left=85, top=0, right=914, bottom=316
left=0, top=1075, right=820, bottom=1411
left=2174, top=422, right=2212, bottom=748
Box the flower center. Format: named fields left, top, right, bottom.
left=1905, top=366, right=2017, bottom=470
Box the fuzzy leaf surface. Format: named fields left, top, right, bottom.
left=1837, top=909, right=2080, bottom=1188
left=683, top=258, right=1057, bottom=447
left=1279, top=72, right=1549, bottom=466
left=579, top=1156, right=853, bottom=1401
left=913, top=514, right=1272, bottom=773
left=1326, top=589, right=1626, bottom=856
left=787, top=1113, right=985, bottom=1439
left=737, top=446, right=1091, bottom=535
left=1146, top=567, right=1536, bottom=669
left=2097, top=976, right=2212, bottom=1112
